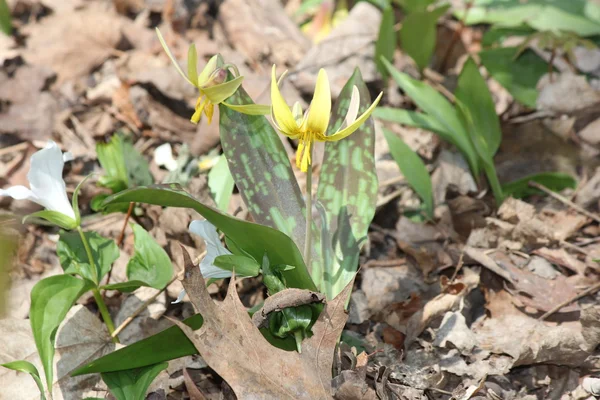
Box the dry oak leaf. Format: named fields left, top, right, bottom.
left=172, top=249, right=352, bottom=399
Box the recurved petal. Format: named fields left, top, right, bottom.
left=0, top=185, right=39, bottom=203
left=198, top=55, right=220, bottom=86
left=270, top=65, right=299, bottom=137
left=156, top=28, right=193, bottom=86
left=202, top=75, right=244, bottom=104
left=305, top=69, right=331, bottom=135
left=322, top=91, right=383, bottom=142
left=342, top=86, right=360, bottom=129
left=187, top=44, right=199, bottom=87
left=27, top=141, right=76, bottom=219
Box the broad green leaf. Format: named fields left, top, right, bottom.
left=57, top=231, right=119, bottom=284
left=374, top=108, right=452, bottom=136
left=464, top=0, right=600, bottom=37
left=502, top=172, right=577, bottom=198
left=102, top=362, right=168, bottom=400
left=22, top=210, right=77, bottom=230
left=100, top=281, right=149, bottom=293
left=218, top=81, right=322, bottom=278
left=375, top=5, right=397, bottom=78
left=399, top=5, right=450, bottom=72
left=479, top=47, right=549, bottom=108
left=381, top=57, right=479, bottom=175
left=481, top=25, right=533, bottom=47
left=127, top=224, right=173, bottom=290
left=316, top=69, right=378, bottom=299
left=0, top=0, right=12, bottom=36
left=383, top=129, right=434, bottom=219
left=457, top=101, right=504, bottom=205
left=395, top=0, right=435, bottom=13
left=207, top=154, right=234, bottom=212
left=102, top=184, right=316, bottom=291
left=30, top=275, right=88, bottom=391
left=213, top=254, right=260, bottom=277
left=2, top=361, right=45, bottom=400
left=73, top=315, right=203, bottom=375
left=455, top=57, right=502, bottom=157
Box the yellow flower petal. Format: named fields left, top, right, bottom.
left=202, top=75, right=244, bottom=104
left=222, top=103, right=271, bottom=115
left=156, top=28, right=193, bottom=86
left=270, top=65, right=299, bottom=137
left=320, top=91, right=383, bottom=142
left=292, top=102, right=303, bottom=124
left=205, top=103, right=214, bottom=124
left=343, top=86, right=360, bottom=128
left=187, top=44, right=199, bottom=87
left=191, top=96, right=208, bottom=124
left=198, top=55, right=220, bottom=86
left=305, top=69, right=331, bottom=135
left=296, top=137, right=312, bottom=172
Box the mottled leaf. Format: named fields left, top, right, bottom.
left=207, top=154, right=234, bottom=212
left=316, top=69, right=378, bottom=298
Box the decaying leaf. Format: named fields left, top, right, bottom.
left=170, top=248, right=352, bottom=399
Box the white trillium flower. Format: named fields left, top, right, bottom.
left=172, top=219, right=232, bottom=304
left=0, top=141, right=76, bottom=220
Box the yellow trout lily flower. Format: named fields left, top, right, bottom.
left=156, top=29, right=269, bottom=124
left=270, top=65, right=382, bottom=172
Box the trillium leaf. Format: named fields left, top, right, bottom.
left=57, top=231, right=119, bottom=284
left=218, top=79, right=322, bottom=277
left=316, top=68, right=378, bottom=299
left=126, top=224, right=173, bottom=290
left=101, top=184, right=316, bottom=291
left=383, top=129, right=434, bottom=219
left=30, top=275, right=89, bottom=392
left=1, top=361, right=46, bottom=400
left=502, top=172, right=577, bottom=199
left=100, top=281, right=150, bottom=293
left=101, top=362, right=168, bottom=400
left=213, top=254, right=261, bottom=277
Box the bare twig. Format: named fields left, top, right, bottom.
left=0, top=141, right=29, bottom=157
left=252, top=289, right=325, bottom=329
left=117, top=202, right=135, bottom=246
left=528, top=181, right=600, bottom=224
left=539, top=281, right=600, bottom=321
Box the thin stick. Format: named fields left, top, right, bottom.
left=0, top=141, right=28, bottom=157
left=111, top=249, right=207, bottom=338
left=539, top=281, right=600, bottom=321
left=528, top=181, right=600, bottom=224
left=117, top=202, right=135, bottom=246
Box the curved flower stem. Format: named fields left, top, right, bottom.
left=76, top=226, right=120, bottom=344
left=303, top=144, right=313, bottom=272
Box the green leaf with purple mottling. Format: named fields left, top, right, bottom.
left=316, top=68, right=378, bottom=299
left=218, top=81, right=322, bottom=277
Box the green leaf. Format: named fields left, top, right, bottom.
left=127, top=224, right=173, bottom=290
left=479, top=47, right=549, bottom=108
left=73, top=314, right=203, bottom=375
left=102, top=184, right=316, bottom=291
left=22, top=210, right=77, bottom=230
left=57, top=231, right=119, bottom=284
left=375, top=5, right=397, bottom=78
left=395, top=0, right=435, bottom=13
left=213, top=254, right=260, bottom=277
left=383, top=129, right=434, bottom=219
left=207, top=154, right=234, bottom=212
left=2, top=361, right=46, bottom=400
left=381, top=57, right=480, bottom=175
left=502, top=172, right=577, bottom=198
left=455, top=57, right=502, bottom=157
left=316, top=69, right=378, bottom=299
left=464, top=0, right=600, bottom=37
left=30, top=275, right=88, bottom=391
left=456, top=101, right=504, bottom=205
left=0, top=0, right=12, bottom=36
left=219, top=81, right=321, bottom=276
left=102, top=362, right=168, bottom=400
left=100, top=281, right=150, bottom=293
left=481, top=25, right=533, bottom=47
left=374, top=107, right=452, bottom=136
left=96, top=133, right=153, bottom=193
left=399, top=5, right=450, bottom=72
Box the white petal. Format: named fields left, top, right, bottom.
left=340, top=86, right=360, bottom=131
left=63, top=152, right=74, bottom=162
left=154, top=143, right=178, bottom=172
left=171, top=289, right=187, bottom=304
left=189, top=219, right=233, bottom=279
left=0, top=185, right=41, bottom=203
left=27, top=141, right=76, bottom=219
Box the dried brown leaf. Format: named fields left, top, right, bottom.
left=183, top=368, right=207, bottom=400
left=171, top=248, right=352, bottom=399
